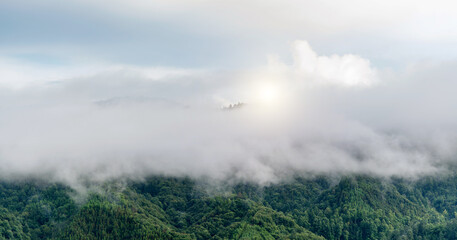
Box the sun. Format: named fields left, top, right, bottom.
left=258, top=83, right=281, bottom=105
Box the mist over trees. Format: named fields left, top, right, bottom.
left=1, top=43, right=456, bottom=187
left=2, top=174, right=457, bottom=239
left=3, top=1, right=457, bottom=239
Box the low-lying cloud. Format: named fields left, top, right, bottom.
left=0, top=41, right=455, bottom=187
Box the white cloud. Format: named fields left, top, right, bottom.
left=0, top=41, right=456, bottom=187
left=3, top=0, right=457, bottom=71
left=7, top=0, right=457, bottom=43
left=63, top=0, right=457, bottom=42
left=292, top=40, right=377, bottom=87
left=0, top=57, right=201, bottom=90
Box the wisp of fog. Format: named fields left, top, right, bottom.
left=1, top=41, right=456, bottom=187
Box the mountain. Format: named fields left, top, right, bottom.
left=1, top=174, right=457, bottom=239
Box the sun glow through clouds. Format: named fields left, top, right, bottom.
left=258, top=83, right=280, bottom=105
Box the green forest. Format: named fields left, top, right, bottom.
left=2, top=174, right=457, bottom=239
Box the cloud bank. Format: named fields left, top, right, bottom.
left=0, top=41, right=455, bottom=187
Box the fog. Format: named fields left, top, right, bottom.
left=1, top=41, right=456, bottom=187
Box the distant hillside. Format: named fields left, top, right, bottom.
left=1, top=174, right=457, bottom=239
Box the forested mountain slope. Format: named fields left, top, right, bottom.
left=1, top=174, right=457, bottom=239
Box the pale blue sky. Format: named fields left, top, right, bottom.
left=0, top=1, right=278, bottom=68
left=2, top=0, right=457, bottom=81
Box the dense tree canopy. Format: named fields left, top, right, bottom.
left=2, top=174, right=457, bottom=239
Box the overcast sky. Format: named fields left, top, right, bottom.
left=2, top=1, right=457, bottom=186
left=3, top=0, right=457, bottom=70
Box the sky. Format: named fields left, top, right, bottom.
left=2, top=0, right=457, bottom=187
left=3, top=0, right=457, bottom=70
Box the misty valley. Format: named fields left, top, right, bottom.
left=4, top=0, right=457, bottom=239
left=2, top=173, right=457, bottom=239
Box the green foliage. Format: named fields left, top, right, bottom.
left=4, top=174, right=457, bottom=239
left=0, top=207, right=29, bottom=239
left=61, top=197, right=184, bottom=240
left=0, top=181, right=76, bottom=239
